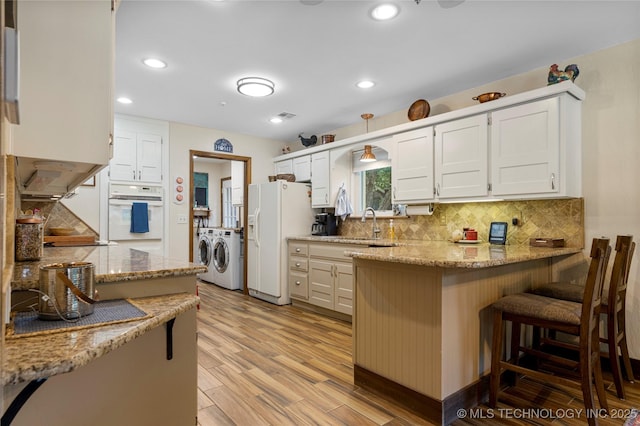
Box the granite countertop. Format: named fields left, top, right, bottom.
left=3, top=292, right=198, bottom=386
left=12, top=245, right=207, bottom=291
left=288, top=236, right=582, bottom=268
left=346, top=241, right=582, bottom=268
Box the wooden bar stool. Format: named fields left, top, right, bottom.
left=531, top=235, right=635, bottom=399
left=489, top=238, right=611, bottom=426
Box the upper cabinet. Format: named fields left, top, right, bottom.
left=11, top=0, right=114, bottom=196
left=311, top=149, right=350, bottom=208
left=275, top=156, right=311, bottom=182
left=434, top=114, right=488, bottom=199
left=490, top=95, right=580, bottom=198
left=311, top=151, right=330, bottom=207
left=110, top=131, right=162, bottom=183
left=274, top=82, right=584, bottom=205
left=392, top=128, right=434, bottom=204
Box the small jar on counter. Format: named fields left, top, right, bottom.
left=15, top=218, right=44, bottom=261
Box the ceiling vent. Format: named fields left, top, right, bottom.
left=276, top=112, right=296, bottom=120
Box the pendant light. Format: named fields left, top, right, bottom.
left=360, top=145, right=377, bottom=162
left=359, top=113, right=377, bottom=162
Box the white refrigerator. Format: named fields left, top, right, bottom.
left=247, top=181, right=315, bottom=305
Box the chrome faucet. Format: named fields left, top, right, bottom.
left=361, top=207, right=381, bottom=239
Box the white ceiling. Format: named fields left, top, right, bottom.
left=115, top=0, right=640, bottom=143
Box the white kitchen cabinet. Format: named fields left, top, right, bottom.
left=434, top=114, right=488, bottom=199
left=311, top=149, right=350, bottom=208
left=308, top=243, right=358, bottom=315
left=293, top=155, right=312, bottom=182
left=311, top=151, right=330, bottom=207
left=490, top=95, right=581, bottom=198
left=110, top=131, right=163, bottom=183
left=275, top=160, right=293, bottom=175
left=10, top=0, right=114, bottom=195
left=288, top=241, right=309, bottom=301
left=231, top=160, right=244, bottom=206
left=392, top=127, right=434, bottom=204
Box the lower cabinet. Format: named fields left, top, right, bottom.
left=289, top=240, right=358, bottom=316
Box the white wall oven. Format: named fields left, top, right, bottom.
left=108, top=183, right=164, bottom=241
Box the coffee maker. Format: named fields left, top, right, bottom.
left=311, top=212, right=337, bottom=236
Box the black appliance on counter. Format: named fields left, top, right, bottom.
left=311, top=212, right=338, bottom=236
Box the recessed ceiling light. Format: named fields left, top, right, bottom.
left=370, top=3, right=399, bottom=21
left=269, top=117, right=283, bottom=124
left=117, top=97, right=133, bottom=104
left=142, top=58, right=167, bottom=69
left=356, top=80, right=375, bottom=89
left=237, top=77, right=275, bottom=97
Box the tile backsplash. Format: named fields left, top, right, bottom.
left=21, top=201, right=98, bottom=238
left=339, top=198, right=584, bottom=248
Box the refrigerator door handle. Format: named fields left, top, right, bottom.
left=255, top=209, right=260, bottom=248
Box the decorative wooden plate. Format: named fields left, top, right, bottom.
left=408, top=99, right=430, bottom=121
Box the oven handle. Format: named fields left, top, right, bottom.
left=108, top=199, right=164, bottom=207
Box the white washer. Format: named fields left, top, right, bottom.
left=196, top=228, right=217, bottom=283
left=207, top=228, right=242, bottom=290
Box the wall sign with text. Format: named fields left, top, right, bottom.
left=214, top=138, right=233, bottom=153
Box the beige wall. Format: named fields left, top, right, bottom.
left=330, top=38, right=640, bottom=358
left=168, top=122, right=283, bottom=259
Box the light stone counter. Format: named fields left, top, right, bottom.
left=11, top=245, right=207, bottom=291
left=3, top=293, right=197, bottom=386
left=288, top=236, right=582, bottom=268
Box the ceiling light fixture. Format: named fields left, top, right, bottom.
left=117, top=97, right=133, bottom=104
left=356, top=80, right=375, bottom=89
left=370, top=3, right=399, bottom=21
left=360, top=145, right=377, bottom=162
left=269, top=117, right=283, bottom=124
left=237, top=77, right=275, bottom=97
left=142, top=58, right=167, bottom=69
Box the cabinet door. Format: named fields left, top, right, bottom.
left=293, top=155, right=311, bottom=182
left=309, top=259, right=334, bottom=310
left=275, top=160, right=293, bottom=175
left=334, top=262, right=353, bottom=315
left=435, top=115, right=488, bottom=198
left=392, top=127, right=434, bottom=203
left=12, top=1, right=112, bottom=166
left=110, top=131, right=137, bottom=181
left=289, top=271, right=309, bottom=300
left=490, top=98, right=560, bottom=196
left=311, top=151, right=331, bottom=207
left=137, top=133, right=163, bottom=183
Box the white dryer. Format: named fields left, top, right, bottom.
left=208, top=228, right=242, bottom=290
left=196, top=228, right=217, bottom=283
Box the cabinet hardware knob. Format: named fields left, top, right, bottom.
left=295, top=262, right=301, bottom=267
left=295, top=248, right=301, bottom=253
left=295, top=281, right=301, bottom=285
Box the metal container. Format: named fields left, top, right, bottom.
left=38, top=262, right=96, bottom=320
left=15, top=221, right=43, bottom=261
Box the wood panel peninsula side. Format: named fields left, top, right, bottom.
left=348, top=241, right=583, bottom=425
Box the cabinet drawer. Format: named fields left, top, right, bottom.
left=289, top=241, right=308, bottom=256
left=289, top=257, right=308, bottom=272
left=309, top=243, right=359, bottom=260
left=289, top=271, right=308, bottom=300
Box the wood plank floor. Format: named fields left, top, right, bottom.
left=196, top=282, right=640, bottom=425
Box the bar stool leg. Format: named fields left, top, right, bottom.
left=618, top=309, right=635, bottom=383
left=489, top=309, right=504, bottom=408
left=607, top=308, right=626, bottom=399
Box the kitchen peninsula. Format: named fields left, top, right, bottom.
left=4, top=246, right=205, bottom=426
left=347, top=241, right=583, bottom=425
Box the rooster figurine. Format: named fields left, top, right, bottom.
left=547, top=64, right=580, bottom=85
left=298, top=133, right=317, bottom=147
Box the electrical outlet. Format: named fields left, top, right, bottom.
left=439, top=211, right=446, bottom=226
left=177, top=215, right=188, bottom=224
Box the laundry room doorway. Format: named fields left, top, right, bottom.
left=189, top=149, right=251, bottom=294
